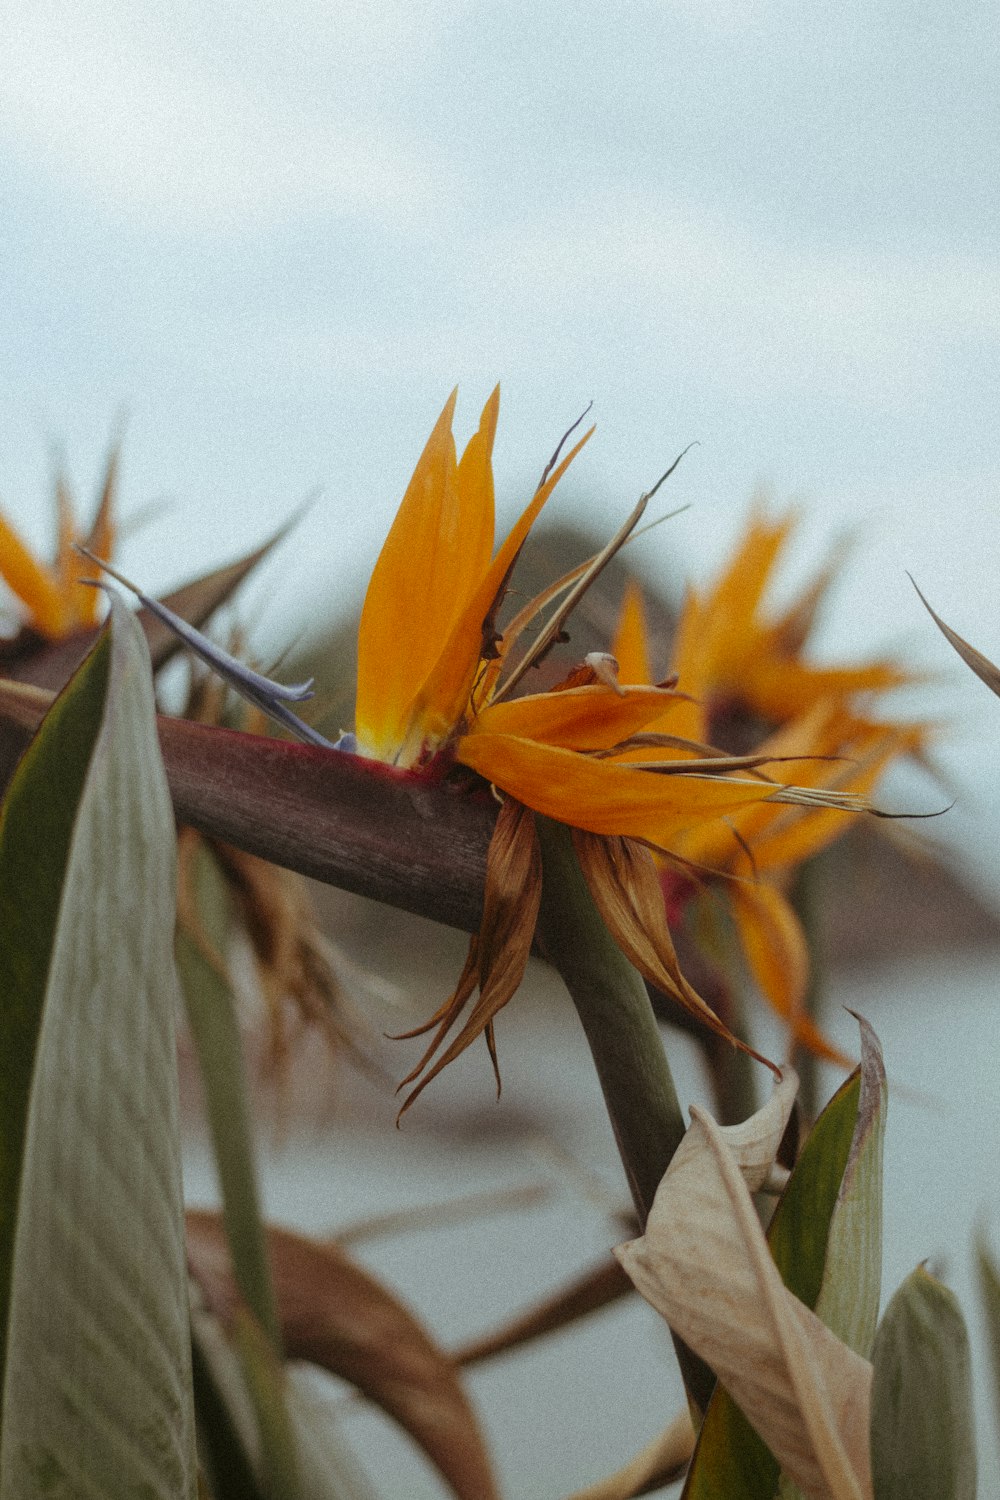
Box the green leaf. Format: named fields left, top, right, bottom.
left=870, top=1265, right=976, bottom=1500
left=177, top=841, right=311, bottom=1497
left=0, top=597, right=197, bottom=1496
left=810, top=1013, right=886, bottom=1359
left=231, top=1311, right=303, bottom=1499
left=176, top=842, right=281, bottom=1349
left=974, top=1228, right=1000, bottom=1472
left=683, top=1041, right=867, bottom=1498
left=776, top=1016, right=886, bottom=1500
left=191, top=1301, right=267, bottom=1500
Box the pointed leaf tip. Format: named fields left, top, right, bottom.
left=910, top=574, right=1000, bottom=700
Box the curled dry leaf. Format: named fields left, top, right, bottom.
left=186, top=1210, right=499, bottom=1500
left=615, top=1073, right=874, bottom=1500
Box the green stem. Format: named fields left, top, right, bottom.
left=535, top=818, right=685, bottom=1218
left=790, top=856, right=828, bottom=1124
left=688, top=894, right=759, bottom=1127
left=535, top=818, right=714, bottom=1412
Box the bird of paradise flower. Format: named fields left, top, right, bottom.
left=608, top=512, right=929, bottom=1064
left=86, top=389, right=883, bottom=1111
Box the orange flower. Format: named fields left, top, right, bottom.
left=353, top=392, right=873, bottom=1104
left=611, top=527, right=925, bottom=1063
left=664, top=505, right=912, bottom=744
left=0, top=449, right=118, bottom=639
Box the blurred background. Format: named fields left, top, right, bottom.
left=4, top=2, right=1000, bottom=1495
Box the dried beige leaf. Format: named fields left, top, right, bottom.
left=615, top=1078, right=873, bottom=1500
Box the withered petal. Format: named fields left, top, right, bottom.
left=396, top=798, right=542, bottom=1117
left=572, top=829, right=778, bottom=1075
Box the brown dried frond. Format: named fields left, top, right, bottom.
left=396, top=797, right=542, bottom=1118
left=572, top=829, right=778, bottom=1075
left=210, top=839, right=368, bottom=1077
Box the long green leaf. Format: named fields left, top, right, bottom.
left=177, top=842, right=308, bottom=1496
left=683, top=1056, right=864, bottom=1497
left=974, top=1228, right=1000, bottom=1474
left=870, top=1265, right=976, bottom=1500
left=809, top=1014, right=886, bottom=1359
left=777, top=1018, right=886, bottom=1500
left=0, top=597, right=197, bottom=1497
left=176, top=843, right=280, bottom=1349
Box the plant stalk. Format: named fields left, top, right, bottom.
left=790, top=855, right=828, bottom=1124
left=535, top=817, right=714, bottom=1412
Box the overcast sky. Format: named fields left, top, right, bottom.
left=3, top=0, right=999, bottom=871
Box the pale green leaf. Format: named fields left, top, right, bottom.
left=870, top=1266, right=975, bottom=1500
left=779, top=1017, right=886, bottom=1500
left=974, top=1228, right=1000, bottom=1472
left=811, top=1015, right=886, bottom=1359
left=176, top=840, right=281, bottom=1349
left=0, top=596, right=197, bottom=1498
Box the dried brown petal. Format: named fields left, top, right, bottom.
left=396, top=797, right=542, bottom=1115
left=572, top=829, right=777, bottom=1075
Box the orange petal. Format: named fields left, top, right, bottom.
left=0, top=512, right=70, bottom=638
left=667, top=510, right=792, bottom=724
left=612, top=581, right=653, bottom=685
left=454, top=385, right=499, bottom=585
left=664, top=588, right=713, bottom=744
left=708, top=507, right=794, bottom=642
left=728, top=880, right=852, bottom=1066
left=473, top=683, right=682, bottom=751
left=356, top=389, right=504, bottom=764
left=54, top=474, right=78, bottom=598
left=725, top=729, right=911, bottom=872
left=744, top=656, right=912, bottom=724
left=408, top=426, right=594, bottom=753
left=355, top=389, right=463, bottom=759
left=457, top=731, right=782, bottom=847
left=673, top=707, right=912, bottom=873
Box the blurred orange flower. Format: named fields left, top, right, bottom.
left=610, top=512, right=926, bottom=1062
left=0, top=449, right=117, bottom=639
